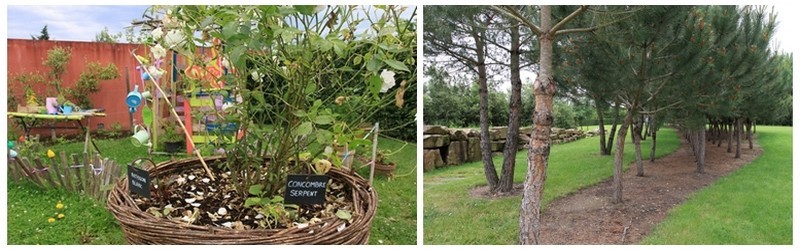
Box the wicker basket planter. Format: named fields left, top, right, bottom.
left=107, top=156, right=378, bottom=244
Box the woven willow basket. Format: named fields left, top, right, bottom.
left=107, top=156, right=378, bottom=244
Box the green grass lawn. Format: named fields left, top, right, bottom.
left=7, top=137, right=417, bottom=245
left=642, top=126, right=792, bottom=244
left=423, top=127, right=681, bottom=244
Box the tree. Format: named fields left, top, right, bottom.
left=94, top=27, right=122, bottom=43
left=31, top=25, right=50, bottom=40
left=494, top=5, right=598, bottom=245
left=424, top=6, right=501, bottom=191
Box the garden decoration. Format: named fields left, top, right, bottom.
left=108, top=5, right=416, bottom=245
left=126, top=85, right=144, bottom=113
left=131, top=49, right=215, bottom=180
left=130, top=125, right=152, bottom=148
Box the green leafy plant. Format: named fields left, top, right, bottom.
left=243, top=184, right=297, bottom=228
left=11, top=46, right=119, bottom=110
left=160, top=119, right=184, bottom=143
left=156, top=5, right=416, bottom=200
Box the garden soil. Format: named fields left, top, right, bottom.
left=471, top=135, right=762, bottom=244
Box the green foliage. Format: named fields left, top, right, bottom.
left=94, top=27, right=122, bottom=43
left=31, top=25, right=50, bottom=40
left=552, top=99, right=578, bottom=129
left=643, top=126, right=792, bottom=244
left=424, top=127, right=681, bottom=244
left=11, top=46, right=119, bottom=110
left=156, top=5, right=416, bottom=200
left=159, top=119, right=184, bottom=143
left=43, top=46, right=71, bottom=95
left=69, top=62, right=119, bottom=109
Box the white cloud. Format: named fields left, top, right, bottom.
left=8, top=5, right=147, bottom=41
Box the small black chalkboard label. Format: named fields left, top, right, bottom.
left=128, top=166, right=151, bottom=198
left=284, top=174, right=329, bottom=205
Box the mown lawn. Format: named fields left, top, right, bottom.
left=423, top=127, right=681, bottom=244
left=7, top=137, right=417, bottom=245
left=642, top=126, right=792, bottom=244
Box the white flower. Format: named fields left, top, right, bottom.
left=147, top=65, right=164, bottom=79
left=163, top=30, right=186, bottom=50
left=221, top=57, right=230, bottom=69
left=162, top=12, right=179, bottom=28
left=251, top=70, right=264, bottom=83
left=380, top=69, right=396, bottom=93
left=150, top=28, right=163, bottom=39
left=150, top=44, right=166, bottom=61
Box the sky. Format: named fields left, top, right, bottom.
left=6, top=5, right=417, bottom=43
left=7, top=5, right=150, bottom=42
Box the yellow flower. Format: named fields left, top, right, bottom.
left=56, top=202, right=64, bottom=210
left=48, top=218, right=55, bottom=223
left=47, top=149, right=55, bottom=158
left=57, top=213, right=65, bottom=219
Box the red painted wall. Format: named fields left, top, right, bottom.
left=7, top=39, right=151, bottom=136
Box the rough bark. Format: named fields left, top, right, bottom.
left=596, top=102, right=609, bottom=155
left=650, top=123, right=657, bottom=162
left=727, top=120, right=733, bottom=153
left=735, top=117, right=742, bottom=159
left=499, top=20, right=522, bottom=193
left=696, top=128, right=706, bottom=173
left=473, top=26, right=499, bottom=190
left=633, top=115, right=644, bottom=177
left=519, top=6, right=556, bottom=245
left=612, top=109, right=634, bottom=204
left=746, top=118, right=753, bottom=150
left=606, top=102, right=620, bottom=154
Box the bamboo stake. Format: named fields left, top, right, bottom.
left=369, top=123, right=379, bottom=185
left=131, top=50, right=215, bottom=181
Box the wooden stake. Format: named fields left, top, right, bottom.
left=60, top=151, right=73, bottom=192
left=369, top=123, right=379, bottom=186
left=131, top=50, right=215, bottom=181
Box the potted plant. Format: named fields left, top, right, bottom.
left=374, top=149, right=397, bottom=175
left=160, top=119, right=184, bottom=153
left=107, top=5, right=416, bottom=245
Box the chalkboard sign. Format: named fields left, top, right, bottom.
left=128, top=166, right=151, bottom=198
left=284, top=174, right=329, bottom=205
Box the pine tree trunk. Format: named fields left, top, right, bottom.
left=520, top=6, right=557, bottom=244
left=613, top=109, right=633, bottom=204
left=696, top=128, right=706, bottom=173
left=727, top=120, right=733, bottom=153
left=474, top=27, right=499, bottom=190
left=650, top=124, right=657, bottom=162
left=746, top=118, right=753, bottom=150
left=606, top=102, right=620, bottom=154
left=717, top=120, right=725, bottom=147
left=735, top=117, right=742, bottom=159
left=499, top=20, right=521, bottom=193
left=596, top=103, right=608, bottom=155
left=634, top=120, right=644, bottom=177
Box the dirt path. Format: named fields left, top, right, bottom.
left=539, top=136, right=762, bottom=244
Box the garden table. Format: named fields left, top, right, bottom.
left=8, top=109, right=106, bottom=154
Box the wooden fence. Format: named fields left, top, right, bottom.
left=9, top=151, right=124, bottom=202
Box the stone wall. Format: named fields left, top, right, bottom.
left=423, top=125, right=599, bottom=171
